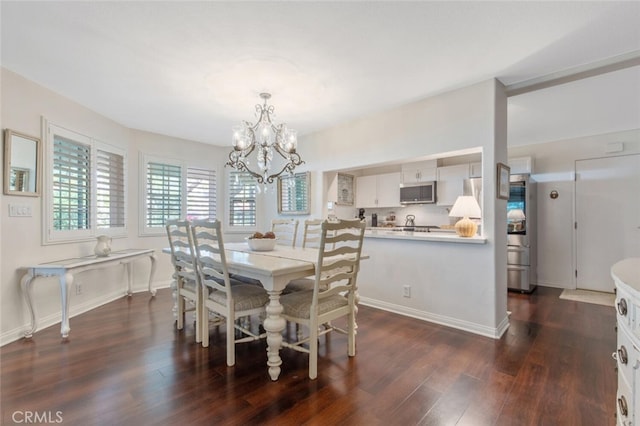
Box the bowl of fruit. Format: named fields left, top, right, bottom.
left=246, top=231, right=277, bottom=251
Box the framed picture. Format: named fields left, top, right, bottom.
left=277, top=172, right=311, bottom=215
left=497, top=162, right=510, bottom=200
left=336, top=173, right=354, bottom=206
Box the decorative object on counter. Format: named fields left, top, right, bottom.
left=405, top=214, right=415, bottom=227
left=358, top=208, right=366, bottom=220
left=550, top=190, right=559, bottom=199
left=449, top=196, right=482, bottom=237
left=497, top=162, right=510, bottom=200
left=507, top=208, right=526, bottom=232
left=226, top=93, right=303, bottom=184
left=246, top=236, right=278, bottom=251
left=94, top=235, right=112, bottom=257
left=371, top=213, right=377, bottom=227
left=336, top=173, right=354, bottom=205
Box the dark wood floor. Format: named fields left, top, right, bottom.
left=1, top=286, right=616, bottom=425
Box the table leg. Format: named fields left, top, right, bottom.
left=126, top=262, right=134, bottom=296
left=60, top=272, right=73, bottom=338
left=263, top=290, right=286, bottom=381
left=148, top=254, right=157, bottom=296
left=20, top=272, right=37, bottom=338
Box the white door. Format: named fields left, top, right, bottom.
left=575, top=154, right=640, bottom=292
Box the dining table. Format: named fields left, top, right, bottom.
left=165, top=241, right=367, bottom=381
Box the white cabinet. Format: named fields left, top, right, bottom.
left=436, top=164, right=469, bottom=206
left=469, top=161, right=482, bottom=178
left=612, top=258, right=640, bottom=426
left=401, top=160, right=437, bottom=184
left=356, top=172, right=401, bottom=208
left=508, top=156, right=533, bottom=174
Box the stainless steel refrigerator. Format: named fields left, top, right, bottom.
left=507, top=174, right=537, bottom=293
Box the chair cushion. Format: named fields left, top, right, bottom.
left=280, top=290, right=348, bottom=319
left=179, top=278, right=198, bottom=292
left=208, top=284, right=269, bottom=311
left=230, top=273, right=263, bottom=286
left=283, top=278, right=329, bottom=294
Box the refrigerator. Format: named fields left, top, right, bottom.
left=507, top=174, right=537, bottom=293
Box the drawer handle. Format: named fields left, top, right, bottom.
left=618, top=346, right=628, bottom=365
left=617, top=298, right=628, bottom=316
left=618, top=395, right=628, bottom=417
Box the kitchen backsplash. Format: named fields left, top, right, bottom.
left=335, top=204, right=454, bottom=227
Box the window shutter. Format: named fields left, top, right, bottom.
left=228, top=171, right=256, bottom=227
left=53, top=136, right=91, bottom=231
left=187, top=167, right=216, bottom=220
left=96, top=149, right=125, bottom=229
left=146, top=162, right=182, bottom=228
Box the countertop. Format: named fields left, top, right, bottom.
left=611, top=257, right=640, bottom=292
left=364, top=228, right=487, bottom=244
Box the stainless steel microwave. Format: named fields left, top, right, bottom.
left=399, top=181, right=437, bottom=204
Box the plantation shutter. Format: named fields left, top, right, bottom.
left=146, top=162, right=182, bottom=228
left=96, top=149, right=125, bottom=229
left=228, top=171, right=256, bottom=227
left=187, top=167, right=216, bottom=220
left=53, top=136, right=91, bottom=231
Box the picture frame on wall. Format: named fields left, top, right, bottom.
left=497, top=162, right=510, bottom=200
left=336, top=173, right=354, bottom=206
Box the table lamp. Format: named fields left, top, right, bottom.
left=449, top=196, right=482, bottom=237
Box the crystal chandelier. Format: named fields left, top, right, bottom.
left=226, top=93, right=304, bottom=184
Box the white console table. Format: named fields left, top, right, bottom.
left=20, top=248, right=157, bottom=339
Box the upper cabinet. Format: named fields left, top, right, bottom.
left=436, top=164, right=469, bottom=206
left=469, top=161, right=482, bottom=178
left=401, top=160, right=437, bottom=184
left=508, top=156, right=533, bottom=174
left=356, top=172, right=401, bottom=208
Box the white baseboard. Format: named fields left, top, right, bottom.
left=359, top=296, right=509, bottom=339
left=0, top=281, right=172, bottom=347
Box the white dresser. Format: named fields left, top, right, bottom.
left=613, top=258, right=640, bottom=425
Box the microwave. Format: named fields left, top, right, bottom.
left=399, top=181, right=437, bottom=204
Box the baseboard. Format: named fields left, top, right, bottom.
left=359, top=297, right=509, bottom=339
left=0, top=281, right=172, bottom=347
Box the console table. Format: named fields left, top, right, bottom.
left=20, top=248, right=157, bottom=339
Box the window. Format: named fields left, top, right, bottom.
left=228, top=170, right=256, bottom=228
left=187, top=168, right=216, bottom=220
left=44, top=121, right=127, bottom=243
left=140, top=154, right=217, bottom=235
left=277, top=172, right=310, bottom=214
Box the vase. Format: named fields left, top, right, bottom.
left=94, top=235, right=112, bottom=257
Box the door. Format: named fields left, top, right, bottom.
left=576, top=154, right=640, bottom=292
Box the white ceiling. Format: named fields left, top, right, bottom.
left=2, top=1, right=639, bottom=147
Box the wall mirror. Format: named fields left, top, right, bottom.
left=277, top=172, right=310, bottom=214
left=4, top=129, right=42, bottom=196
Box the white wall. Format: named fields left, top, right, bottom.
left=509, top=129, right=640, bottom=289
left=0, top=69, right=227, bottom=344
left=297, top=79, right=510, bottom=337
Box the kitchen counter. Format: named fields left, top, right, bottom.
left=365, top=228, right=486, bottom=244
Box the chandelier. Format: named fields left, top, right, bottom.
left=226, top=93, right=304, bottom=184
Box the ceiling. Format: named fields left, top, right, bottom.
left=2, top=1, right=639, bottom=147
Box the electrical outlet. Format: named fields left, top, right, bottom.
left=75, top=283, right=83, bottom=296
left=403, top=285, right=411, bottom=298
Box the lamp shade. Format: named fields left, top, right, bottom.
left=507, top=209, right=526, bottom=220
left=449, top=196, right=482, bottom=219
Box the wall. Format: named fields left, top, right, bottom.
left=0, top=69, right=226, bottom=344
left=509, top=129, right=640, bottom=289
left=296, top=79, right=510, bottom=337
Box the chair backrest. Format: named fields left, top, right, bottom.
left=271, top=219, right=299, bottom=247
left=313, top=219, right=366, bottom=304
left=189, top=219, right=232, bottom=298
left=301, top=219, right=323, bottom=248
left=165, top=219, right=198, bottom=285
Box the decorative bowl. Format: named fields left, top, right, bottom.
left=246, top=237, right=278, bottom=251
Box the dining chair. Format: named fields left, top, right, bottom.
left=271, top=218, right=299, bottom=248
left=165, top=219, right=201, bottom=342
left=190, top=219, right=269, bottom=366
left=279, top=219, right=366, bottom=379
left=284, top=219, right=324, bottom=293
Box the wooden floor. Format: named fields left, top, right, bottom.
left=1, top=286, right=616, bottom=425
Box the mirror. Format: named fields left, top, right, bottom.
left=4, top=129, right=42, bottom=196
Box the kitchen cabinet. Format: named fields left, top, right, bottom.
left=356, top=172, right=401, bottom=208
left=436, top=164, right=469, bottom=206
left=508, top=156, right=533, bottom=174
left=401, top=160, right=437, bottom=184
left=469, top=161, right=482, bottom=178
